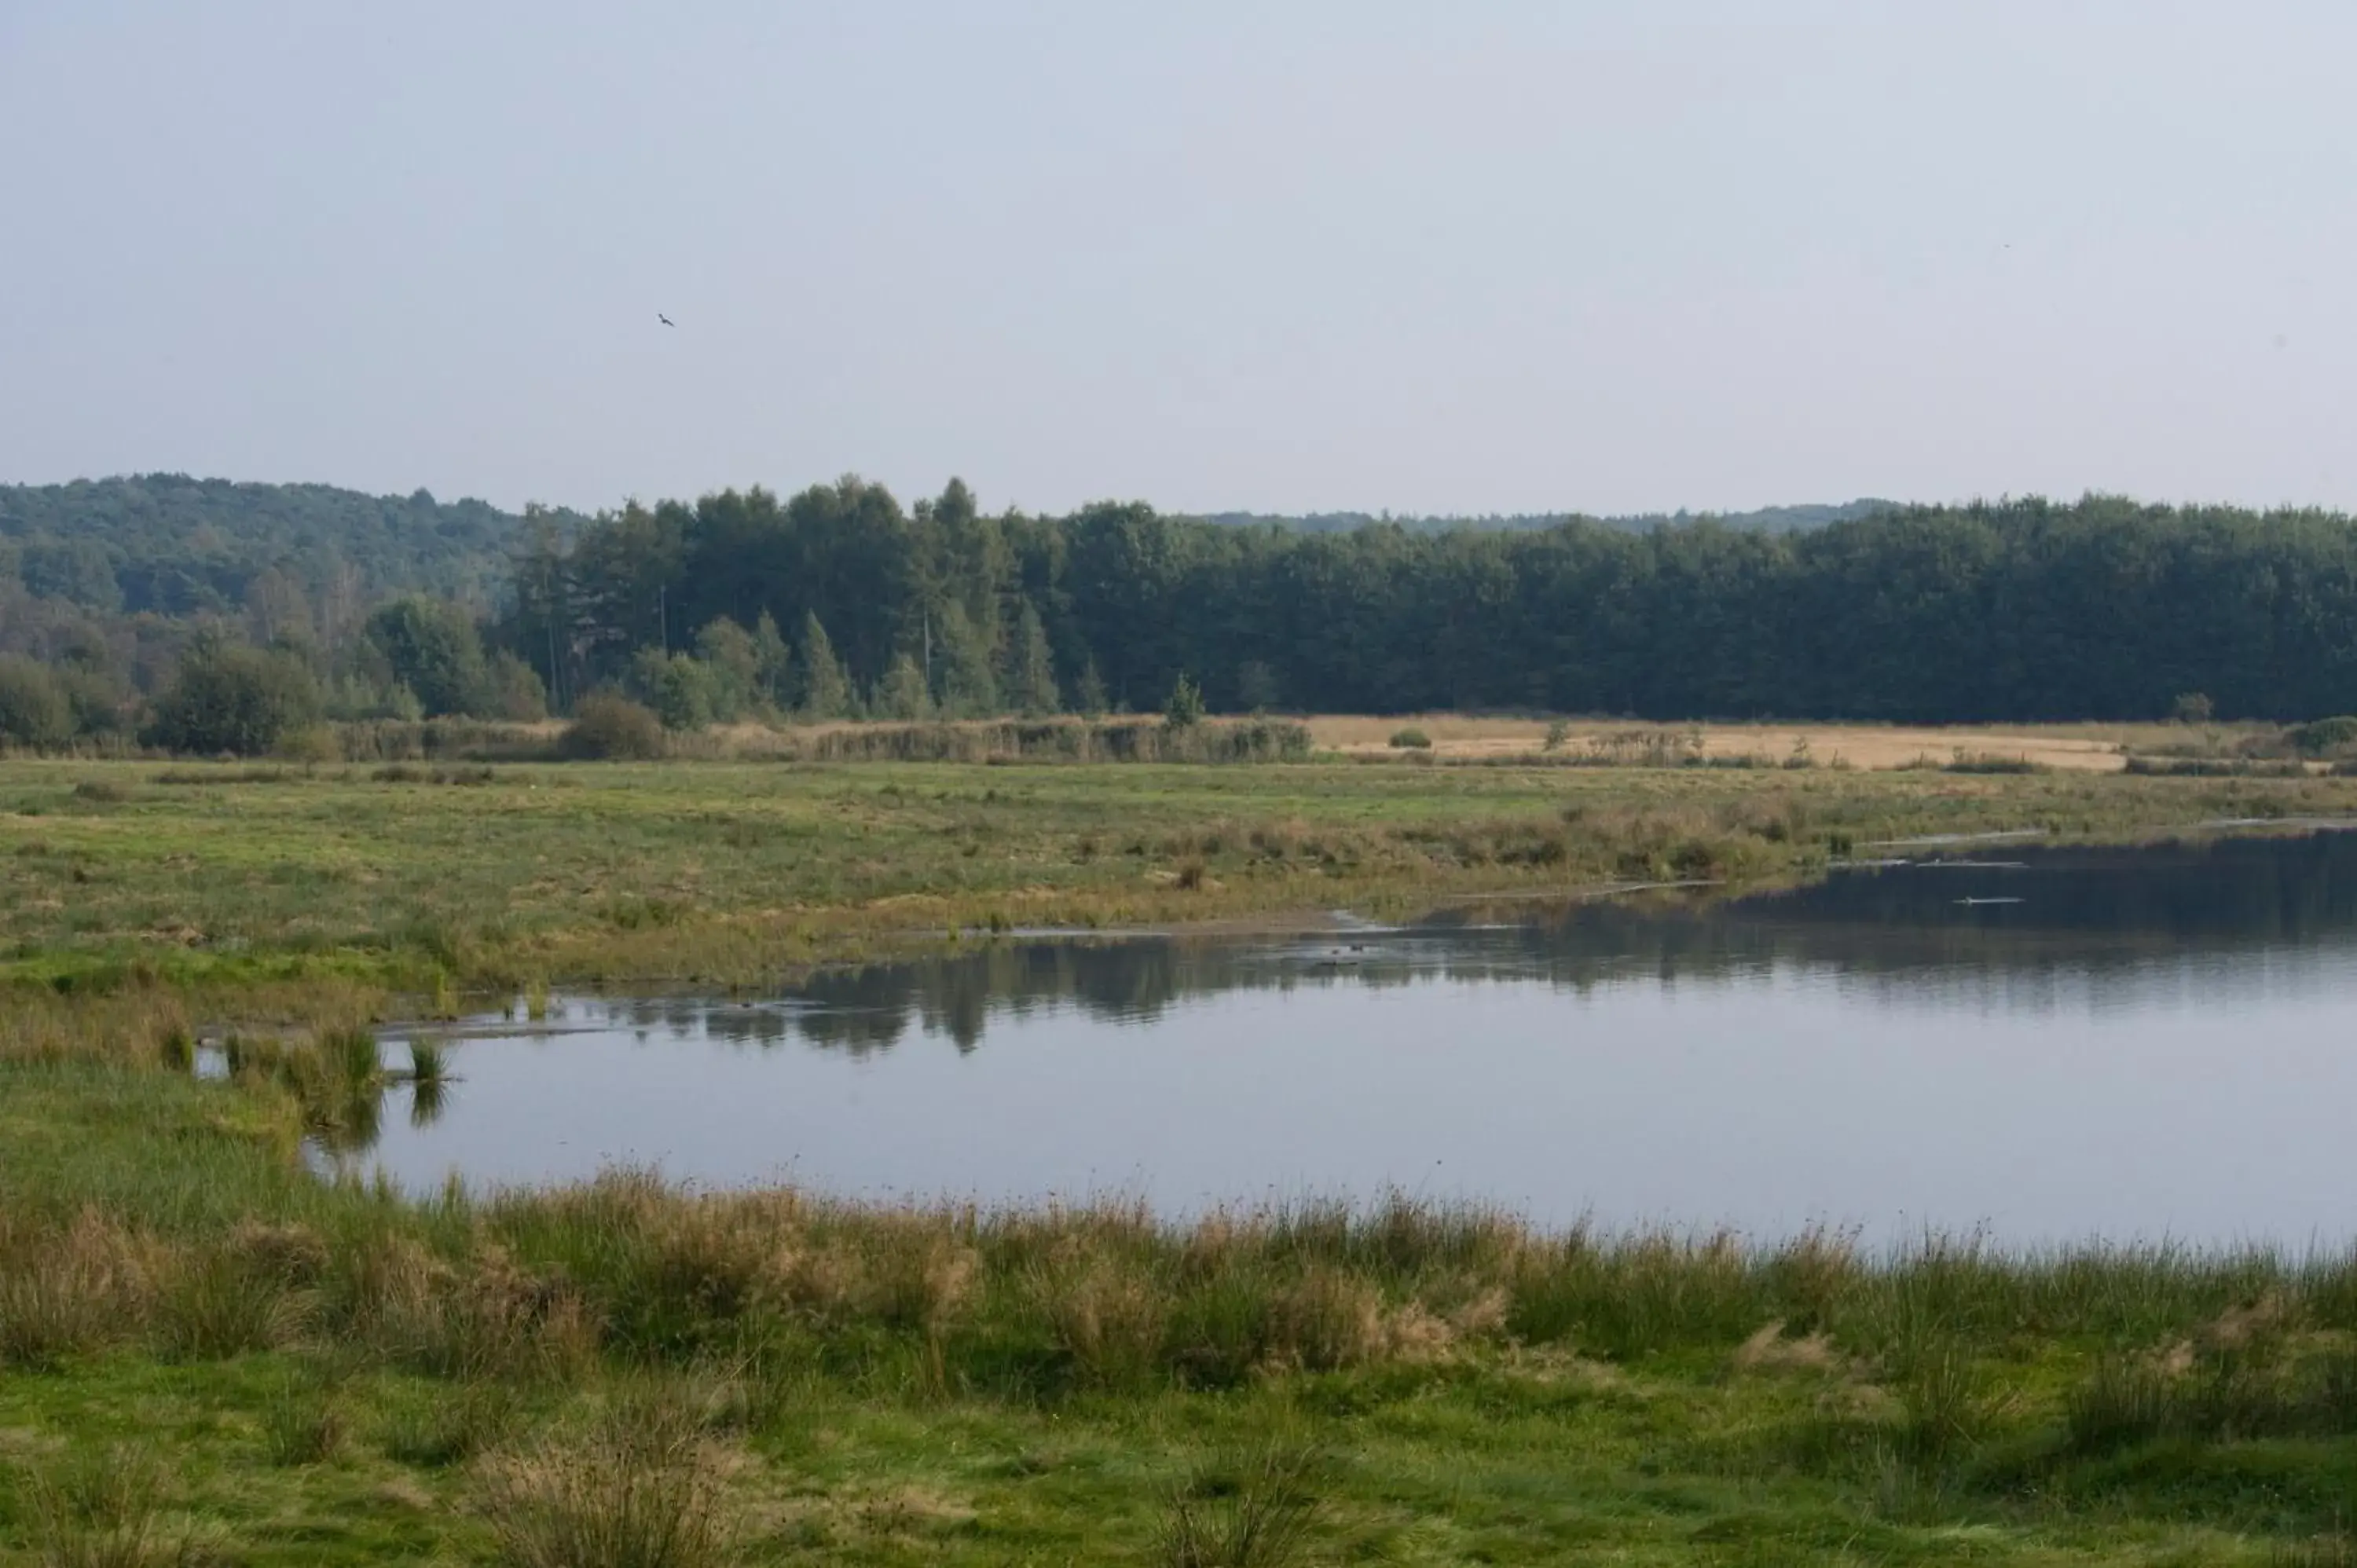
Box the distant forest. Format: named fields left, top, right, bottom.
left=1200, top=500, right=1893, bottom=536
left=6, top=473, right=2357, bottom=752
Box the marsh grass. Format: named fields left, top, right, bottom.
left=6, top=753, right=2353, bottom=993
left=478, top=1390, right=727, bottom=1568
left=380, top=1380, right=522, bottom=1468
left=258, top=1372, right=346, bottom=1467
left=2062, top=1333, right=2357, bottom=1456
left=26, top=1056, right=2357, bottom=1558
left=401, top=1037, right=451, bottom=1119
left=154, top=1244, right=313, bottom=1361
left=1155, top=1442, right=1325, bottom=1568
left=20, top=1447, right=200, bottom=1568
left=0, top=1210, right=152, bottom=1370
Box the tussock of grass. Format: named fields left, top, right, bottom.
left=20, top=1446, right=200, bottom=1568
left=404, top=1037, right=449, bottom=1086
left=379, top=1380, right=522, bottom=1469
left=154, top=1244, right=314, bottom=1361
left=258, top=1372, right=345, bottom=1467
left=478, top=1391, right=727, bottom=1568
left=0, top=1209, right=153, bottom=1370
left=1156, top=1443, right=1325, bottom=1568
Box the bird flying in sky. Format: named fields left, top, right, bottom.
left=658, top=313, right=675, bottom=327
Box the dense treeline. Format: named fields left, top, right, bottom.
left=507, top=482, right=2357, bottom=725
left=12, top=471, right=2357, bottom=753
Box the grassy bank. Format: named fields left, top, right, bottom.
left=10, top=1048, right=2357, bottom=1565
left=5, top=755, right=2355, bottom=995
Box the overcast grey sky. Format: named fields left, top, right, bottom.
left=2, top=2, right=2350, bottom=517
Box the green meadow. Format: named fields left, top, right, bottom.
left=4, top=753, right=2348, bottom=989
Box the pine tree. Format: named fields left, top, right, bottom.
left=1074, top=657, right=1109, bottom=718
left=933, top=602, right=999, bottom=716
left=878, top=654, right=932, bottom=720
left=750, top=611, right=794, bottom=710
left=1007, top=599, right=1061, bottom=716
left=1164, top=671, right=1205, bottom=729
left=800, top=612, right=851, bottom=720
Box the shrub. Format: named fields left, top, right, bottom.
left=1165, top=672, right=1207, bottom=730
left=2127, top=755, right=2308, bottom=778
left=364, top=596, right=493, bottom=718
left=626, top=649, right=720, bottom=731
left=487, top=650, right=550, bottom=721
left=143, top=635, right=321, bottom=757
left=2172, top=691, right=2216, bottom=724
left=275, top=724, right=343, bottom=764
left=1542, top=720, right=1570, bottom=753
left=2291, top=716, right=2357, bottom=758
left=563, top=694, right=669, bottom=761
left=0, top=654, right=75, bottom=749
left=1942, top=750, right=2047, bottom=775
left=1388, top=727, right=1432, bottom=750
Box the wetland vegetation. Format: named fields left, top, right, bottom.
left=7, top=753, right=2357, bottom=1561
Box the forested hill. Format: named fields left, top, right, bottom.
left=1199, top=500, right=1893, bottom=535
left=0, top=476, right=1876, bottom=622
left=0, top=474, right=578, bottom=617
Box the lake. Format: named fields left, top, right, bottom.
left=350, top=828, right=2357, bottom=1245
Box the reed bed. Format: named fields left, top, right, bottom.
left=11, top=1074, right=2357, bottom=1398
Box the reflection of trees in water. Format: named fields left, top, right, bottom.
left=596, top=830, right=2357, bottom=1059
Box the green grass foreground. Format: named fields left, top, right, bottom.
left=5, top=755, right=2356, bottom=991
left=9, top=1045, right=2357, bottom=1565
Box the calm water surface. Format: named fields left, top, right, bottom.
left=353, top=831, right=2357, bottom=1245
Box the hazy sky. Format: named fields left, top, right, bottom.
left=4, top=2, right=2352, bottom=517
